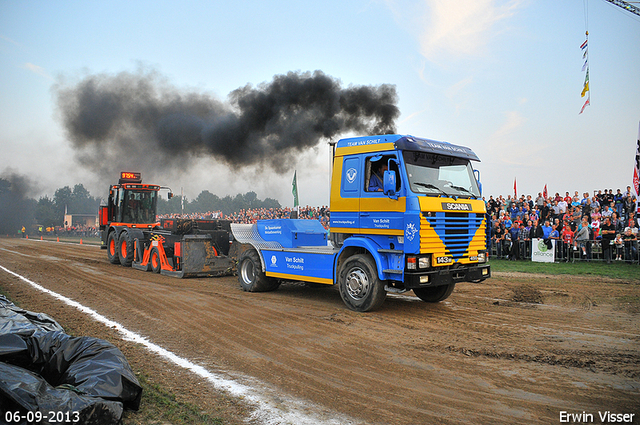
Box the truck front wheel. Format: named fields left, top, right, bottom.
left=413, top=283, right=455, bottom=302
left=238, top=249, right=280, bottom=292
left=338, top=254, right=386, bottom=312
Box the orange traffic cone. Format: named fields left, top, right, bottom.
left=26, top=235, right=28, bottom=239
left=40, top=236, right=43, bottom=240
left=80, top=239, right=83, bottom=244
left=57, top=236, right=59, bottom=242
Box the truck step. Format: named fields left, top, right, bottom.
left=382, top=269, right=403, bottom=274
left=384, top=285, right=408, bottom=294
left=378, top=249, right=404, bottom=254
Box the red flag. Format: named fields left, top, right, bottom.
left=543, top=184, right=548, bottom=199
left=579, top=96, right=590, bottom=114
left=634, top=122, right=640, bottom=199
left=513, top=178, right=517, bottom=199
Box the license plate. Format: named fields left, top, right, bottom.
left=436, top=256, right=452, bottom=264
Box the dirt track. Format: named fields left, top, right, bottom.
left=1, top=237, right=638, bottom=424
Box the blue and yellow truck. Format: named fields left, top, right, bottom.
left=232, top=134, right=490, bottom=312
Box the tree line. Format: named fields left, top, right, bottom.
left=157, top=190, right=281, bottom=216
left=0, top=177, right=280, bottom=234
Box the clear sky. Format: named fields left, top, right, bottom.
left=1, top=0, right=639, bottom=208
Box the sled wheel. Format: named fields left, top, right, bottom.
left=150, top=247, right=162, bottom=274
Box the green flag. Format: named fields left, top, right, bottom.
left=292, top=170, right=299, bottom=208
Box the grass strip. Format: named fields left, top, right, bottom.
left=490, top=258, right=640, bottom=282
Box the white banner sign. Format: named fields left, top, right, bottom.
left=532, top=238, right=555, bottom=263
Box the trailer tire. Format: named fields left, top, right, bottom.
left=413, top=283, right=455, bottom=303
left=238, top=249, right=280, bottom=292
left=118, top=231, right=134, bottom=267
left=338, top=254, right=386, bottom=312
left=150, top=247, right=162, bottom=274
left=107, top=231, right=120, bottom=265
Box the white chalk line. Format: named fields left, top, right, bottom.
left=0, top=264, right=358, bottom=425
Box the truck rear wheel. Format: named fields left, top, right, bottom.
left=107, top=232, right=120, bottom=265
left=413, top=283, right=455, bottom=302
left=118, top=231, right=134, bottom=267
left=238, top=249, right=280, bottom=292
left=338, top=254, right=386, bottom=312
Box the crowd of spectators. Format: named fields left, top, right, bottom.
left=486, top=186, right=639, bottom=264
left=157, top=206, right=331, bottom=229
left=22, top=224, right=98, bottom=238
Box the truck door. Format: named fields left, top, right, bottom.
left=360, top=154, right=405, bottom=235
left=329, top=155, right=361, bottom=232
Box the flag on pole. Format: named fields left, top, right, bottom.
left=181, top=187, right=184, bottom=217
left=513, top=178, right=517, bottom=199
left=634, top=122, right=640, bottom=205
left=292, top=170, right=299, bottom=208
left=579, top=32, right=590, bottom=114
left=543, top=184, right=548, bottom=199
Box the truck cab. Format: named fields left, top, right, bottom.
left=330, top=135, right=490, bottom=290
left=233, top=134, right=490, bottom=312
left=99, top=172, right=162, bottom=265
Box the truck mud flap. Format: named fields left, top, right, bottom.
left=163, top=235, right=234, bottom=278
left=132, top=238, right=150, bottom=271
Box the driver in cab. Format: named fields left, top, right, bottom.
left=368, top=160, right=388, bottom=192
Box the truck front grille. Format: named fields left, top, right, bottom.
left=420, top=212, right=485, bottom=260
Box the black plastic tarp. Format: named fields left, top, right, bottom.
left=0, top=296, right=142, bottom=424
left=0, top=295, right=64, bottom=336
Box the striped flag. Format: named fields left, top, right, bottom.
left=579, top=32, right=590, bottom=114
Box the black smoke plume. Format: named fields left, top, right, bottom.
left=55, top=69, right=399, bottom=176
left=0, top=170, right=36, bottom=235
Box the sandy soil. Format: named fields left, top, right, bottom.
left=1, top=237, right=638, bottom=425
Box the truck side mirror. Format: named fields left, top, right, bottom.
left=473, top=169, right=482, bottom=196
left=168, top=192, right=173, bottom=199
left=383, top=170, right=398, bottom=200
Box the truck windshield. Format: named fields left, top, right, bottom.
left=403, top=151, right=481, bottom=198
left=121, top=189, right=158, bottom=224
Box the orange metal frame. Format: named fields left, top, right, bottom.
left=134, top=235, right=179, bottom=273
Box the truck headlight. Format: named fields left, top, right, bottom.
left=418, top=256, right=431, bottom=269
left=477, top=252, right=487, bottom=263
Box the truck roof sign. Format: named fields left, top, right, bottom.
left=119, top=171, right=142, bottom=184
left=336, top=134, right=480, bottom=161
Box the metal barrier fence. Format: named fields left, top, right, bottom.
left=489, top=238, right=639, bottom=264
